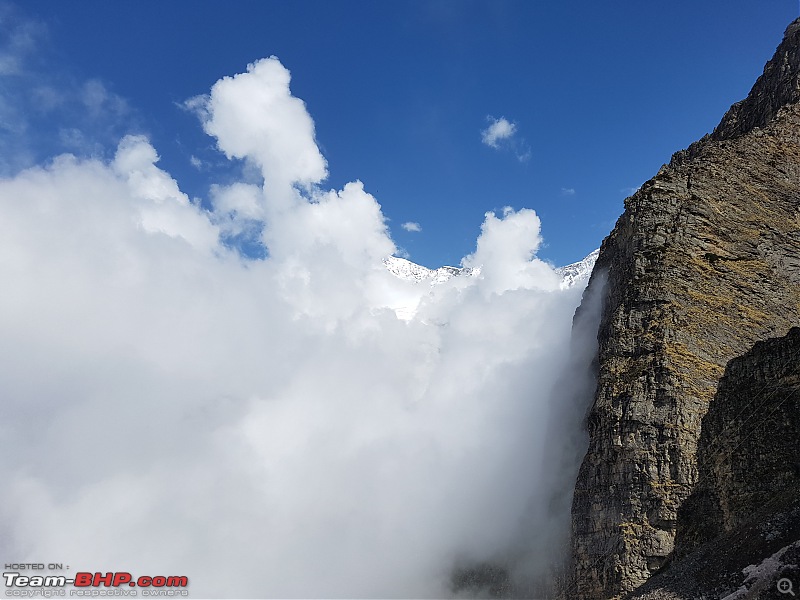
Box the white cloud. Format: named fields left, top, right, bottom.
left=561, top=187, right=576, bottom=196
left=186, top=57, right=327, bottom=200
left=401, top=221, right=422, bottom=232
left=481, top=115, right=517, bottom=148
left=0, top=56, right=597, bottom=598
left=210, top=181, right=264, bottom=223
left=462, top=207, right=561, bottom=295
left=481, top=115, right=531, bottom=163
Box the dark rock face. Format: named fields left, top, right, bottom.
left=567, top=19, right=800, bottom=599
left=631, top=328, right=800, bottom=600
left=677, top=328, right=800, bottom=557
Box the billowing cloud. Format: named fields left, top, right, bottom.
left=0, top=55, right=597, bottom=598
left=481, top=115, right=516, bottom=148
left=186, top=57, right=327, bottom=196
left=462, top=207, right=561, bottom=296
left=402, top=221, right=422, bottom=232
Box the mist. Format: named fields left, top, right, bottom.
left=0, top=57, right=600, bottom=598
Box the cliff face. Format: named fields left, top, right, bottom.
left=678, top=328, right=800, bottom=554
left=632, top=328, right=800, bottom=600
left=569, top=19, right=800, bottom=598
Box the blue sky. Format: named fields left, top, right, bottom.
left=4, top=0, right=798, bottom=267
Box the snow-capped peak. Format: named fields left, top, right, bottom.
left=554, top=249, right=599, bottom=289
left=383, top=256, right=480, bottom=285
left=381, top=250, right=598, bottom=321
left=385, top=250, right=598, bottom=290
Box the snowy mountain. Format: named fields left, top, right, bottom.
left=383, top=256, right=480, bottom=284
left=384, top=249, right=598, bottom=289
left=554, top=249, right=600, bottom=289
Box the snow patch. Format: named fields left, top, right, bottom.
left=721, top=540, right=800, bottom=600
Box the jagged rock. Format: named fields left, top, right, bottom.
left=629, top=328, right=800, bottom=600
left=712, top=19, right=800, bottom=142
left=567, top=18, right=800, bottom=599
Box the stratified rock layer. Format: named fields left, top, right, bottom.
left=568, top=19, right=800, bottom=599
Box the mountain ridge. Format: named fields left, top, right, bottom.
left=384, top=250, right=599, bottom=289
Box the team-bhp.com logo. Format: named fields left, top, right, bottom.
left=4, top=570, right=189, bottom=597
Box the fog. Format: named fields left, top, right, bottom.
left=0, top=58, right=601, bottom=598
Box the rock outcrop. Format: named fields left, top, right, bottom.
left=567, top=18, right=800, bottom=598
left=676, top=328, right=800, bottom=558
left=631, top=328, right=800, bottom=599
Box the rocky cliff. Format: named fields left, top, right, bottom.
left=632, top=328, right=800, bottom=600
left=677, top=328, right=800, bottom=557
left=568, top=18, right=800, bottom=598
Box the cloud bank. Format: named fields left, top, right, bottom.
left=0, top=57, right=597, bottom=598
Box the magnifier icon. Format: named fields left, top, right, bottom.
left=778, top=578, right=796, bottom=596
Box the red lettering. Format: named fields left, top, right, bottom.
left=93, top=572, right=114, bottom=587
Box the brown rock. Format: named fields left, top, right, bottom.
left=631, top=328, right=800, bottom=600
left=567, top=18, right=800, bottom=599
